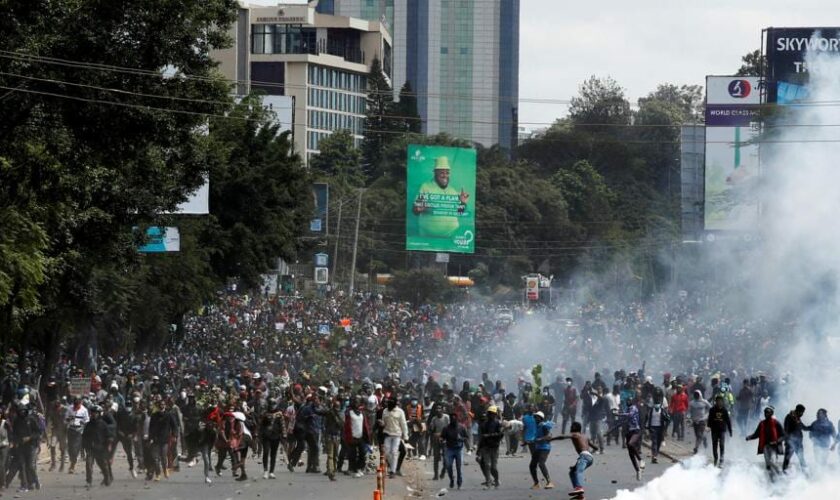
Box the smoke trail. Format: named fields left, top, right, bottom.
left=611, top=38, right=840, bottom=500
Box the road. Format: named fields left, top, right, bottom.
left=389, top=436, right=693, bottom=500
left=8, top=437, right=693, bottom=500
left=9, top=446, right=407, bottom=500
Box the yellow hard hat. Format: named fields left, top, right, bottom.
left=433, top=156, right=451, bottom=171
left=487, top=405, right=498, bottom=414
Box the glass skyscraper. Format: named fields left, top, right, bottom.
left=319, top=0, right=520, bottom=151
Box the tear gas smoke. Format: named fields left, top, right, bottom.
left=610, top=40, right=840, bottom=500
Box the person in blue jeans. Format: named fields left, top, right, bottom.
left=439, top=412, right=468, bottom=490
left=553, top=422, right=599, bottom=495
left=529, top=411, right=555, bottom=490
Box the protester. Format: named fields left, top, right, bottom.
left=554, top=421, right=599, bottom=497
left=529, top=411, right=555, bottom=490
left=707, top=395, right=733, bottom=467
left=440, top=412, right=468, bottom=490
left=747, top=406, right=785, bottom=480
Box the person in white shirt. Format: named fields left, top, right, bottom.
left=380, top=398, right=408, bottom=478
left=65, top=397, right=90, bottom=473
left=605, top=386, right=621, bottom=446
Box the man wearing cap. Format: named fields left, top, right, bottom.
left=82, top=405, right=113, bottom=487
left=478, top=405, right=503, bottom=489
left=412, top=156, right=470, bottom=239
left=529, top=411, right=555, bottom=489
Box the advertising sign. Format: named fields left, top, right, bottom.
left=765, top=28, right=840, bottom=103
left=704, top=76, right=761, bottom=231
left=311, top=183, right=329, bottom=234
left=138, top=227, right=181, bottom=253
left=406, top=145, right=476, bottom=253
left=526, top=276, right=539, bottom=301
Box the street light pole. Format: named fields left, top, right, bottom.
left=331, top=201, right=342, bottom=287
left=348, top=188, right=364, bottom=295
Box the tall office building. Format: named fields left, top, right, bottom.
left=323, top=0, right=519, bottom=150
left=213, top=2, right=392, bottom=164
left=401, top=0, right=519, bottom=150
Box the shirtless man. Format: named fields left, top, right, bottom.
left=552, top=421, right=599, bottom=496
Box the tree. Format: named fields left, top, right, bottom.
left=393, top=81, right=421, bottom=133
left=362, top=57, right=395, bottom=178
left=309, top=129, right=365, bottom=189
left=736, top=49, right=764, bottom=76
left=206, top=96, right=312, bottom=288
left=637, top=84, right=704, bottom=123
left=569, top=76, right=632, bottom=127
left=389, top=268, right=454, bottom=304
left=0, top=0, right=239, bottom=363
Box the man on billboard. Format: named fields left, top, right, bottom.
left=412, top=156, right=470, bottom=239
left=406, top=145, right=476, bottom=253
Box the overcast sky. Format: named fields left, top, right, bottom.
left=251, top=0, right=840, bottom=128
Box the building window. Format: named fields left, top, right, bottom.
left=440, top=47, right=448, bottom=54
left=252, top=24, right=273, bottom=54
left=460, top=47, right=468, bottom=55
left=383, top=41, right=392, bottom=77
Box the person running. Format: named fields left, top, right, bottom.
left=646, top=398, right=670, bottom=464
left=552, top=421, right=599, bottom=497
left=477, top=405, right=503, bottom=489
left=614, top=396, right=644, bottom=481
left=808, top=409, right=835, bottom=468
left=707, top=395, right=733, bottom=467
left=529, top=411, right=555, bottom=490
left=668, top=385, right=688, bottom=441
left=381, top=398, right=408, bottom=479
left=688, top=390, right=711, bottom=454
left=82, top=405, right=112, bottom=488
left=782, top=403, right=810, bottom=474
left=746, top=406, right=785, bottom=480
left=439, top=412, right=468, bottom=490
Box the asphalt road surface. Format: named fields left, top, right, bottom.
left=398, top=438, right=691, bottom=500
left=5, top=437, right=693, bottom=500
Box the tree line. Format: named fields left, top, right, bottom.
left=0, top=1, right=761, bottom=362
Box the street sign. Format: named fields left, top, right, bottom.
left=314, top=267, right=329, bottom=284
left=315, top=253, right=329, bottom=267
left=435, top=252, right=450, bottom=263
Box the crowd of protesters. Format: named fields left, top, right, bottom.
left=0, top=288, right=834, bottom=495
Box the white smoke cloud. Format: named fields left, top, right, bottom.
left=611, top=38, right=840, bottom=500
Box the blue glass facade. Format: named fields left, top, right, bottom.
left=316, top=0, right=335, bottom=15
left=498, top=0, right=520, bottom=152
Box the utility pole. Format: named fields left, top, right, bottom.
left=331, top=201, right=342, bottom=287
left=348, top=188, right=364, bottom=295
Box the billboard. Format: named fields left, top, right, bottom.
left=704, top=76, right=761, bottom=231
left=137, top=227, right=181, bottom=253
left=765, top=28, right=840, bottom=103
left=405, top=145, right=476, bottom=253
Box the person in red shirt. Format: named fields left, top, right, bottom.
left=668, top=385, right=689, bottom=441
left=746, top=406, right=785, bottom=480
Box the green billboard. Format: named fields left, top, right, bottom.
left=406, top=145, right=476, bottom=253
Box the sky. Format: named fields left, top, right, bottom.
left=248, top=0, right=840, bottom=128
